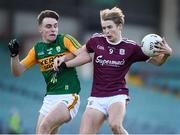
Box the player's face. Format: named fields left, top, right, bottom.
left=39, top=17, right=58, bottom=43
left=101, top=20, right=121, bottom=43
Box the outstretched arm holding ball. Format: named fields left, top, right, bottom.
left=149, top=37, right=172, bottom=66
left=141, top=34, right=172, bottom=66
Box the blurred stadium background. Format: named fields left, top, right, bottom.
left=0, top=0, right=180, bottom=134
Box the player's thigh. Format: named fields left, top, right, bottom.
left=43, top=102, right=71, bottom=128
left=108, top=102, right=126, bottom=125
left=36, top=114, right=45, bottom=133
left=80, top=108, right=106, bottom=133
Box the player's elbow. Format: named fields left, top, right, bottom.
left=11, top=64, right=26, bottom=77
left=12, top=71, right=21, bottom=77
left=82, top=52, right=92, bottom=63
left=11, top=69, right=24, bottom=77
left=87, top=56, right=92, bottom=63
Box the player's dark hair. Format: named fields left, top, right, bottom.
left=37, top=10, right=59, bottom=25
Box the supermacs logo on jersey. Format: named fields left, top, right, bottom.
left=95, top=55, right=125, bottom=67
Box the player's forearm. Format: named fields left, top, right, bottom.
left=11, top=55, right=26, bottom=76
left=65, top=52, right=92, bottom=67
left=63, top=53, right=75, bottom=62
left=150, top=54, right=170, bottom=66
left=158, top=54, right=170, bottom=66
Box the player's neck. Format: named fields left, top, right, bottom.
left=106, top=35, right=122, bottom=45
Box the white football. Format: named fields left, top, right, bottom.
left=141, top=34, right=162, bottom=57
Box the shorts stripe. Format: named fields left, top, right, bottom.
left=68, top=94, right=78, bottom=110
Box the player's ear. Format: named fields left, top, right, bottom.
left=118, top=24, right=123, bottom=31
left=38, top=25, right=42, bottom=33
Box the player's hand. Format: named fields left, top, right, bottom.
left=53, top=56, right=65, bottom=71
left=154, top=38, right=172, bottom=56
left=8, top=39, right=19, bottom=57
left=57, top=62, right=67, bottom=73
left=50, top=62, right=67, bottom=83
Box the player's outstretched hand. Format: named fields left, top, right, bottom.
left=50, top=62, right=67, bottom=83
left=53, top=57, right=65, bottom=71
left=57, top=62, right=67, bottom=73
left=8, top=39, right=19, bottom=57
left=154, top=38, right=172, bottom=56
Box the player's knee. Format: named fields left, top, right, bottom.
left=109, top=121, right=124, bottom=133
left=109, top=122, right=119, bottom=131
left=39, top=121, right=51, bottom=132
left=66, top=117, right=71, bottom=123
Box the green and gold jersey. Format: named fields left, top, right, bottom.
left=21, top=34, right=81, bottom=95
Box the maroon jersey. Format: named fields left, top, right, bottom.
left=86, top=33, right=149, bottom=97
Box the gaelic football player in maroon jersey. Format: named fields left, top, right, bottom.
left=54, top=7, right=172, bottom=134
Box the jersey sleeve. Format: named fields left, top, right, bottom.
left=86, top=37, right=96, bottom=53
left=63, top=34, right=81, bottom=53
left=131, top=44, right=150, bottom=62
left=20, top=47, right=38, bottom=69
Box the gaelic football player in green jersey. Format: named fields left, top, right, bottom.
left=8, top=10, right=91, bottom=134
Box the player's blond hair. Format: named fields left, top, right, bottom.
left=100, top=7, right=125, bottom=25
left=37, top=10, right=59, bottom=25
